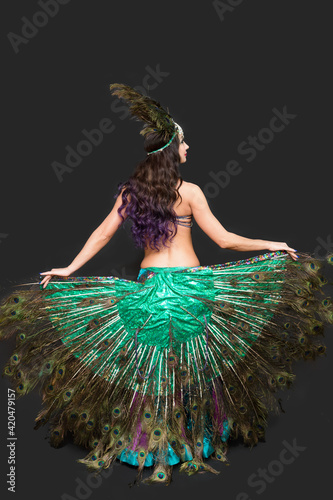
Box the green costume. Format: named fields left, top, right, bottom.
left=0, top=250, right=332, bottom=485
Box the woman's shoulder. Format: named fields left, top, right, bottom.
left=179, top=180, right=201, bottom=191
left=179, top=181, right=204, bottom=198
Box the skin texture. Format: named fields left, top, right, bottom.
left=40, top=137, right=297, bottom=288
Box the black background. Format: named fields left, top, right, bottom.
left=0, top=1, right=332, bottom=499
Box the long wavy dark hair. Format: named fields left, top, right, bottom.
left=114, top=131, right=183, bottom=251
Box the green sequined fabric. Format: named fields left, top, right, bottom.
left=0, top=251, right=332, bottom=485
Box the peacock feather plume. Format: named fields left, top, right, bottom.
left=0, top=251, right=332, bottom=485
left=109, top=83, right=177, bottom=140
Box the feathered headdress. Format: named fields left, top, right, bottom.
left=109, top=83, right=183, bottom=154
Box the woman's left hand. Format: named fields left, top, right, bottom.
left=267, top=242, right=298, bottom=261
left=39, top=267, right=73, bottom=289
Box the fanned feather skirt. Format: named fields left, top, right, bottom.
left=0, top=251, right=333, bottom=486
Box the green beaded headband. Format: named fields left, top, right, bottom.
left=147, top=123, right=184, bottom=155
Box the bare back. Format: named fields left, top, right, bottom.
left=140, top=180, right=201, bottom=268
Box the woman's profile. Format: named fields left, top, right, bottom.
left=0, top=84, right=332, bottom=486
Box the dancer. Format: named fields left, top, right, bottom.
left=0, top=84, right=332, bottom=486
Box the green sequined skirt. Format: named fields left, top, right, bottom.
left=0, top=251, right=332, bottom=485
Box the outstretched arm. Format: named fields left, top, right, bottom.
left=189, top=183, right=297, bottom=260
left=40, top=189, right=127, bottom=288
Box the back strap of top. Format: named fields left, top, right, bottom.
left=175, top=214, right=193, bottom=228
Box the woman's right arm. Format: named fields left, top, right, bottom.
left=188, top=183, right=298, bottom=260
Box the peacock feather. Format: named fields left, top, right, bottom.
left=0, top=251, right=332, bottom=485
left=109, top=83, right=177, bottom=140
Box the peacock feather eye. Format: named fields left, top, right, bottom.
left=322, top=299, right=330, bottom=307
left=113, top=407, right=121, bottom=416
left=53, top=430, right=60, bottom=436
left=13, top=297, right=19, bottom=303
left=144, top=412, right=152, bottom=419
left=113, top=428, right=119, bottom=436
left=196, top=441, right=202, bottom=447
left=11, top=311, right=16, bottom=316
left=4, top=366, right=13, bottom=376
left=103, top=425, right=110, bottom=432
left=175, top=411, right=181, bottom=419
left=192, top=404, right=198, bottom=411
left=153, top=429, right=162, bottom=438
left=239, top=405, right=247, bottom=414
left=92, top=440, right=99, bottom=447
left=81, top=412, right=88, bottom=420
left=63, top=390, right=72, bottom=401
left=11, top=354, right=19, bottom=363
left=139, top=451, right=145, bottom=458
left=317, top=345, right=326, bottom=354
left=91, top=455, right=97, bottom=461
left=327, top=255, right=333, bottom=264
left=87, top=420, right=94, bottom=428
left=18, top=333, right=26, bottom=341
left=284, top=322, right=291, bottom=329
left=98, top=460, right=104, bottom=467
left=89, top=299, right=95, bottom=305
left=70, top=412, right=78, bottom=419
left=156, top=472, right=165, bottom=480
left=319, top=275, right=327, bottom=285
left=247, top=374, right=254, bottom=383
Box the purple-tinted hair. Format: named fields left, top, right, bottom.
left=114, top=132, right=183, bottom=251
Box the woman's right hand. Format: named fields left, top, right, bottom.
left=39, top=267, right=73, bottom=289
left=267, top=242, right=298, bottom=261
